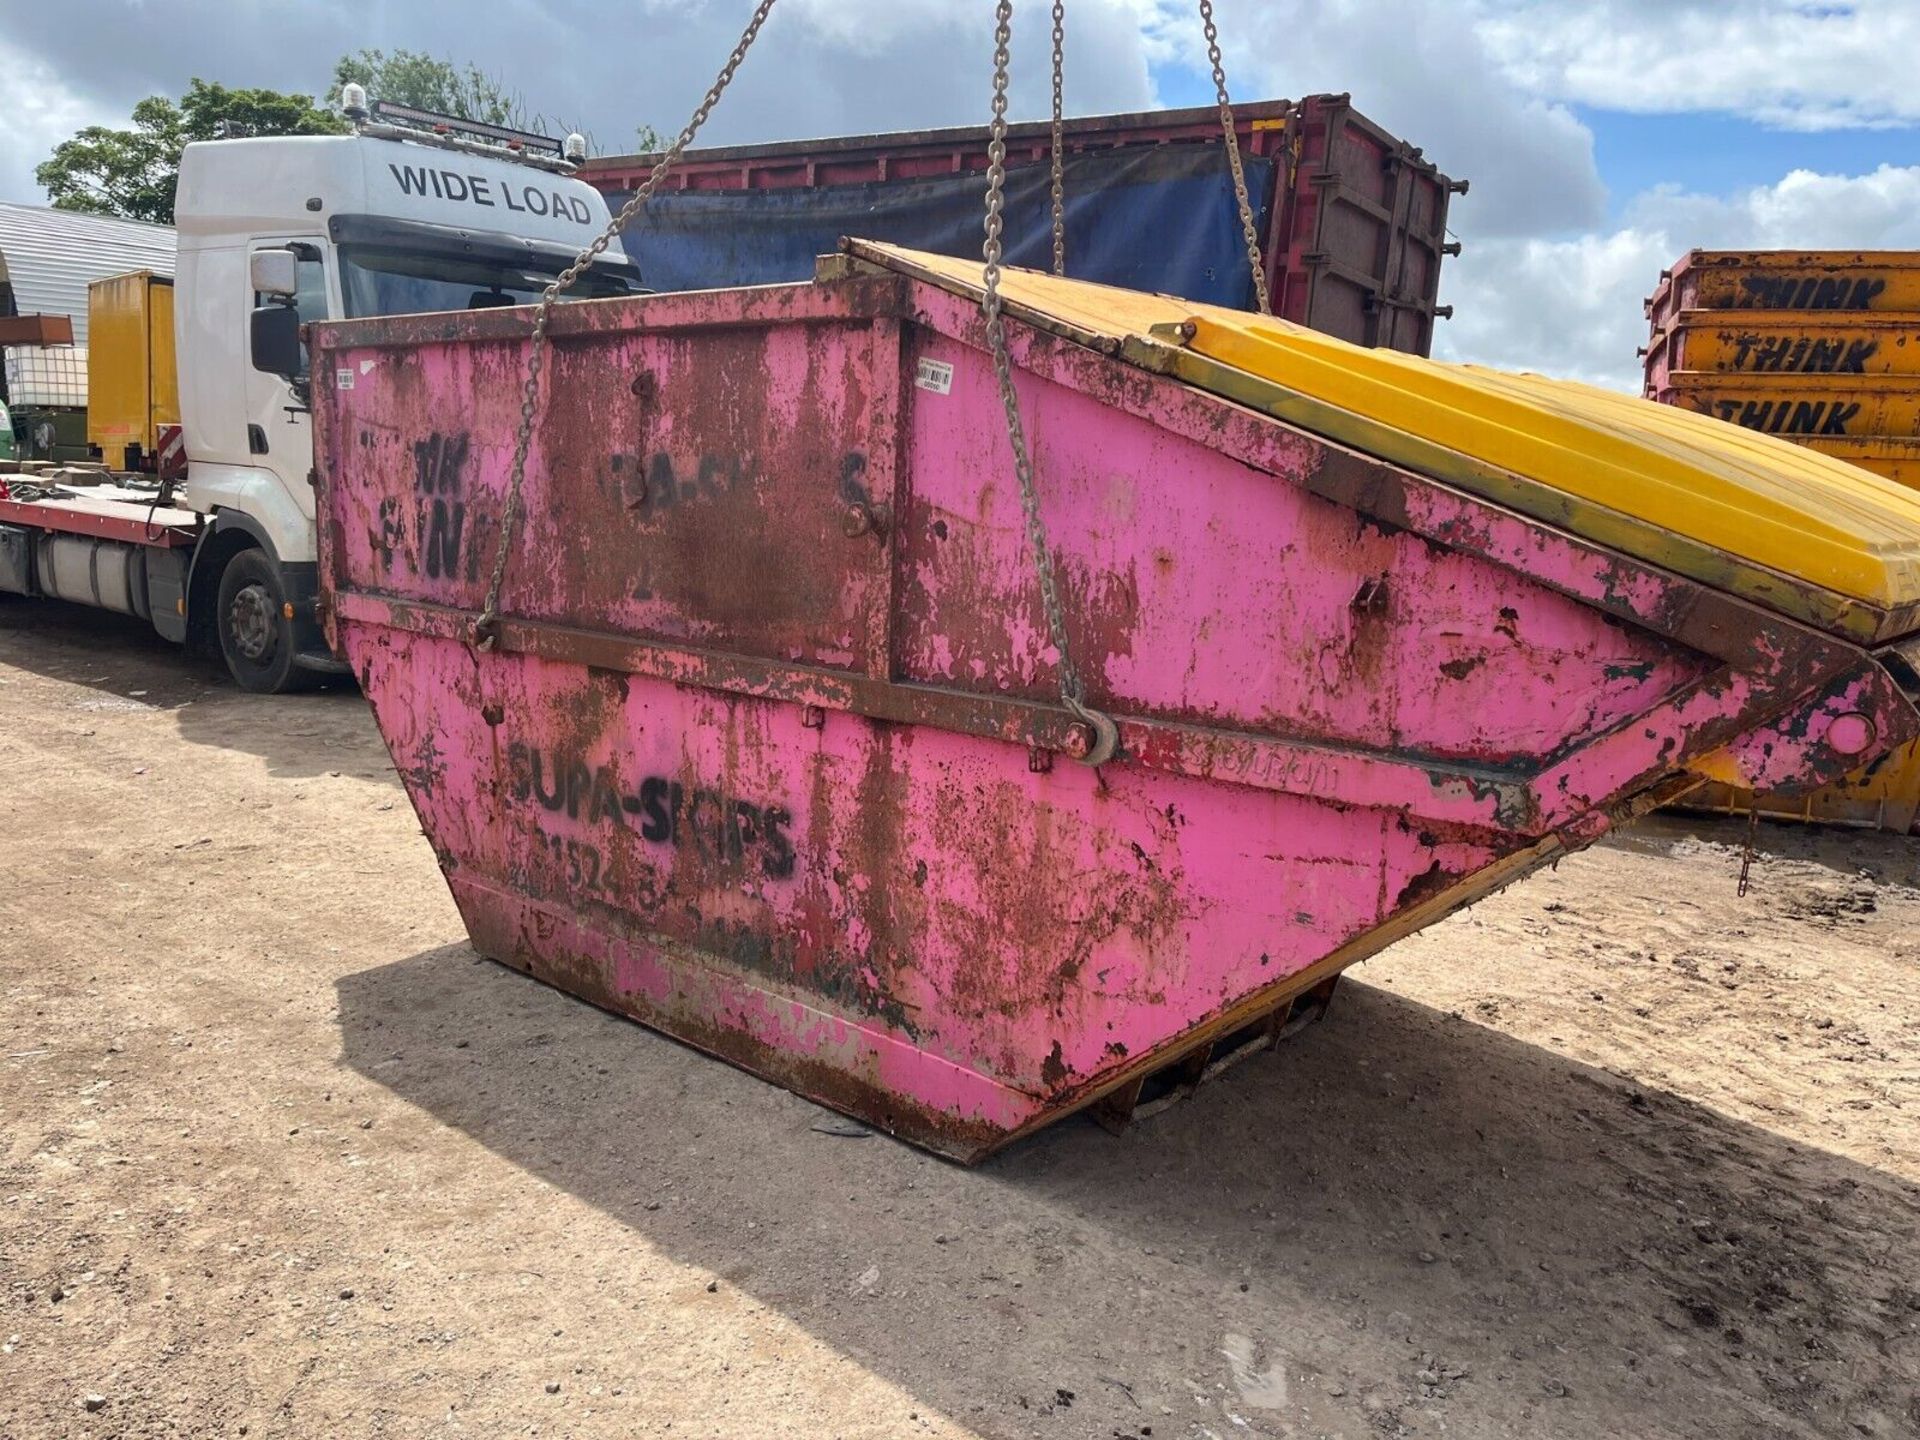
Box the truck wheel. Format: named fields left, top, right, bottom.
left=216, top=549, right=301, bottom=694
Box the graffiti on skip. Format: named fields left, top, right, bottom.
left=1725, top=334, right=1879, bottom=374
left=412, top=431, right=469, bottom=579
left=374, top=430, right=478, bottom=580
left=608, top=449, right=744, bottom=515
left=606, top=447, right=869, bottom=516
left=505, top=741, right=796, bottom=879
left=1710, top=399, right=1862, bottom=435
left=1739, top=276, right=1888, bottom=310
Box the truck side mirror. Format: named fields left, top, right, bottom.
left=250, top=249, right=299, bottom=298
left=250, top=303, right=303, bottom=379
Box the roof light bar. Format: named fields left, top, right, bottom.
left=369, top=99, right=564, bottom=157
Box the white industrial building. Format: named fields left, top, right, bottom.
left=0, top=203, right=176, bottom=348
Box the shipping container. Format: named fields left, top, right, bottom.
left=1642, top=310, right=1920, bottom=392
left=1648, top=251, right=1920, bottom=332
left=85, top=272, right=179, bottom=471
left=579, top=94, right=1464, bottom=355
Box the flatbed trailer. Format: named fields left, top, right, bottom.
left=0, top=481, right=201, bottom=631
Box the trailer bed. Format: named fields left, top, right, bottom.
left=0, top=491, right=201, bottom=547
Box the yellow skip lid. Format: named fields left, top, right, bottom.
left=1181, top=316, right=1920, bottom=611
left=848, top=243, right=1920, bottom=635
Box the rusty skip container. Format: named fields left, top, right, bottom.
left=1682, top=737, right=1920, bottom=833
left=1642, top=311, right=1920, bottom=393
left=1647, top=251, right=1920, bottom=332
left=1650, top=371, right=1920, bottom=438
left=1643, top=252, right=1920, bottom=832
left=1794, top=436, right=1920, bottom=488
left=311, top=242, right=1920, bottom=1162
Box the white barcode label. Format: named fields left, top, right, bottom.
left=914, top=358, right=954, bottom=395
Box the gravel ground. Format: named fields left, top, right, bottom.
left=3, top=598, right=1917, bottom=1440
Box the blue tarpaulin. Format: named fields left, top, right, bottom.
left=614, top=143, right=1275, bottom=310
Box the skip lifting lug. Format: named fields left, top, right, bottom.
left=1063, top=707, right=1120, bottom=767
left=841, top=499, right=891, bottom=540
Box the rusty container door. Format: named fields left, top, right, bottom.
left=1269, top=94, right=1460, bottom=355
left=314, top=248, right=1920, bottom=1161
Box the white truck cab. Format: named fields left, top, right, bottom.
left=183, top=99, right=638, bottom=689
left=0, top=98, right=638, bottom=692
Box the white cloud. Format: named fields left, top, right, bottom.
left=0, top=38, right=121, bottom=205
left=683, top=0, right=1156, bottom=151
left=1435, top=227, right=1675, bottom=388
left=1480, top=0, right=1920, bottom=130
left=1436, top=163, right=1920, bottom=389
left=1627, top=164, right=1920, bottom=248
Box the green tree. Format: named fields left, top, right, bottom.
left=36, top=79, right=344, bottom=225
left=330, top=49, right=637, bottom=157
left=329, top=49, right=529, bottom=128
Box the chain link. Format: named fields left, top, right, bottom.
left=1049, top=0, right=1066, bottom=276
left=982, top=0, right=1117, bottom=765
left=471, top=0, right=781, bottom=649
left=1197, top=0, right=1271, bottom=315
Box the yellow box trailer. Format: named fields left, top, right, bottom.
left=85, top=271, right=178, bottom=470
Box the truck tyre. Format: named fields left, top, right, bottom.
left=216, top=548, right=302, bottom=694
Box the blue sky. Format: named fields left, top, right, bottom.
left=1578, top=107, right=1920, bottom=226
left=5, top=1, right=1920, bottom=388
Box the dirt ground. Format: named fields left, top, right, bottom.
left=2, top=597, right=1918, bottom=1440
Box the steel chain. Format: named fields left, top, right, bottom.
left=982, top=0, right=1117, bottom=766
left=1198, top=0, right=1271, bottom=315
left=1049, top=0, right=1067, bottom=276
left=471, top=0, right=781, bottom=650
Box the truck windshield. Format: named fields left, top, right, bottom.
left=339, top=247, right=642, bottom=318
